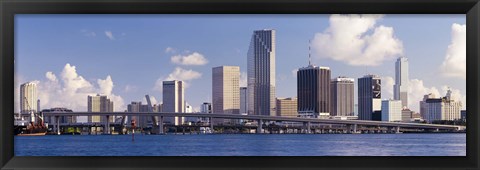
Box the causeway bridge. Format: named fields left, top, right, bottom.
left=42, top=112, right=466, bottom=135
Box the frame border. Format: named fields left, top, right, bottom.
left=1, top=0, right=479, bottom=169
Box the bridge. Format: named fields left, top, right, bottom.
left=41, top=112, right=466, bottom=135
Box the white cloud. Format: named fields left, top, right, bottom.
left=240, top=72, right=247, bottom=87
left=165, top=47, right=176, bottom=53
left=440, top=23, right=466, bottom=80
left=381, top=76, right=395, bottom=100
left=17, top=63, right=125, bottom=113
left=292, top=69, right=298, bottom=78
left=153, top=67, right=202, bottom=92
left=142, top=96, right=158, bottom=105
left=81, top=29, right=96, bottom=37
left=408, top=79, right=441, bottom=112
left=170, top=52, right=208, bottom=66
left=105, top=31, right=115, bottom=40
left=123, top=85, right=138, bottom=93
left=312, top=14, right=403, bottom=66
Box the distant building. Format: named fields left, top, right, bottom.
left=420, top=89, right=462, bottom=123
left=87, top=94, right=114, bottom=123
left=42, top=107, right=74, bottom=124
left=20, top=82, right=38, bottom=122
left=153, top=103, right=163, bottom=112
left=461, top=110, right=466, bottom=122
left=297, top=65, right=331, bottom=118
left=240, top=87, right=248, bottom=115
left=331, top=77, right=354, bottom=116
left=381, top=100, right=402, bottom=122
left=127, top=101, right=149, bottom=127
left=163, top=80, right=185, bottom=125
left=372, top=110, right=382, bottom=121
left=394, top=57, right=409, bottom=108
left=276, top=97, right=298, bottom=117
left=358, top=75, right=382, bottom=120
left=401, top=109, right=414, bottom=122
left=212, top=66, right=240, bottom=125
left=200, top=102, right=212, bottom=123
left=248, top=29, right=276, bottom=116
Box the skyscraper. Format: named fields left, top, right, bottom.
left=247, top=29, right=276, bottom=116
left=87, top=94, right=114, bottom=123
left=358, top=75, right=382, bottom=120
left=127, top=101, right=149, bottom=127
left=297, top=65, right=331, bottom=118
left=212, top=66, right=240, bottom=124
left=331, top=77, right=354, bottom=116
left=394, top=56, right=409, bottom=108
left=240, top=87, right=248, bottom=115
left=162, top=80, right=185, bottom=125
left=20, top=82, right=38, bottom=121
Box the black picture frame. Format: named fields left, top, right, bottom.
left=1, top=0, right=479, bottom=169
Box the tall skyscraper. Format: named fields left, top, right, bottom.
left=247, top=29, right=276, bottom=116
left=87, top=94, right=114, bottom=123
left=394, top=56, right=409, bottom=108
left=381, top=100, right=402, bottom=122
left=212, top=66, right=240, bottom=124
left=20, top=82, right=38, bottom=121
left=297, top=65, right=331, bottom=118
left=420, top=89, right=462, bottom=123
left=162, top=80, right=185, bottom=125
left=358, top=75, right=382, bottom=120
left=240, top=87, right=248, bottom=115
left=276, top=97, right=298, bottom=117
left=331, top=77, right=354, bottom=117
left=200, top=102, right=212, bottom=123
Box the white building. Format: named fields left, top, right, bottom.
left=420, top=89, right=462, bottom=123
left=212, top=66, right=240, bottom=125
left=162, top=80, right=185, bottom=125
left=20, top=82, right=38, bottom=122
left=248, top=29, right=276, bottom=116
left=381, top=100, right=402, bottom=122
left=394, top=57, right=409, bottom=108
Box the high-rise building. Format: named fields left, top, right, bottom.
left=394, top=57, right=409, bottom=108
left=358, top=75, right=382, bottom=120
left=297, top=65, right=331, bottom=118
left=247, top=29, right=276, bottom=116
left=162, top=80, right=185, bottom=125
left=87, top=94, right=114, bottom=123
left=212, top=66, right=240, bottom=125
left=20, top=82, right=38, bottom=122
left=200, top=102, right=212, bottom=123
left=276, top=97, right=298, bottom=117
left=331, top=77, right=354, bottom=116
left=127, top=101, right=149, bottom=127
left=381, top=100, right=402, bottom=122
left=240, top=87, right=248, bottom=115
left=420, top=89, right=462, bottom=123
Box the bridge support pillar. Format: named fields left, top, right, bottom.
left=305, top=122, right=311, bottom=134
left=353, top=124, right=357, bottom=134
left=257, top=119, right=263, bottom=134
left=210, top=117, right=214, bottom=133
left=395, top=126, right=400, bottom=133
left=56, top=116, right=60, bottom=135
left=159, top=116, right=164, bottom=135
left=105, top=115, right=110, bottom=135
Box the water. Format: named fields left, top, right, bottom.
left=15, top=133, right=466, bottom=156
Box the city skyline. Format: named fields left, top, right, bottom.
left=15, top=14, right=466, bottom=116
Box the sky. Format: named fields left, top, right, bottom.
left=14, top=14, right=466, bottom=119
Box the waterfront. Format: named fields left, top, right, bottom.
left=15, top=133, right=465, bottom=156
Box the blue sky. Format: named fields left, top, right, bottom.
left=14, top=14, right=466, bottom=115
